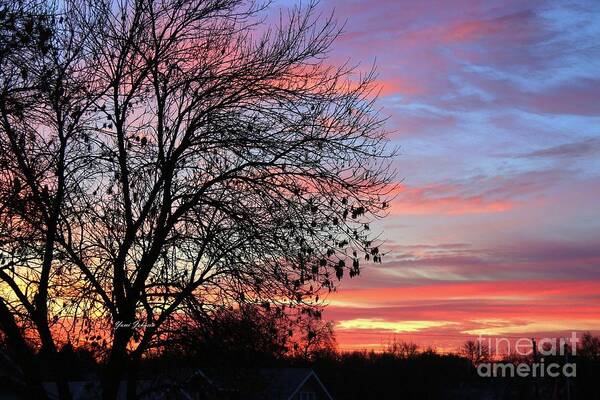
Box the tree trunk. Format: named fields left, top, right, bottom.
left=126, top=356, right=140, bottom=400
left=102, top=329, right=131, bottom=400
left=0, top=301, right=49, bottom=400
left=48, top=351, right=73, bottom=400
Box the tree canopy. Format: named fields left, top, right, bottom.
left=0, top=0, right=395, bottom=398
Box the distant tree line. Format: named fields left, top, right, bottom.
left=2, top=304, right=598, bottom=399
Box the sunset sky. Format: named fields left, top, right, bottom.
left=280, top=0, right=600, bottom=351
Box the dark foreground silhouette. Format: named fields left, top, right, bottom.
left=1, top=332, right=599, bottom=399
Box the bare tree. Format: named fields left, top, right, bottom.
left=0, top=0, right=86, bottom=398
left=290, top=308, right=336, bottom=360
left=461, top=339, right=490, bottom=366
left=386, top=337, right=419, bottom=359
left=166, top=303, right=334, bottom=364
left=0, top=0, right=396, bottom=399
left=580, top=332, right=600, bottom=361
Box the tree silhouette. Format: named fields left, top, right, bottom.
left=289, top=308, right=336, bottom=360
left=0, top=0, right=395, bottom=399
left=161, top=303, right=335, bottom=367
left=386, top=337, right=418, bottom=359
left=580, top=331, right=600, bottom=361
left=461, top=339, right=490, bottom=366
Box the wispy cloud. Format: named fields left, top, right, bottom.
left=388, top=169, right=568, bottom=215
left=512, top=137, right=600, bottom=159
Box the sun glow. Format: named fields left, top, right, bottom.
left=337, top=318, right=456, bottom=333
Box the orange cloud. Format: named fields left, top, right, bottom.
left=326, top=280, right=600, bottom=350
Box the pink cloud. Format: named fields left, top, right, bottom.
left=375, top=76, right=423, bottom=97
left=390, top=186, right=514, bottom=215
left=442, top=11, right=537, bottom=43
left=388, top=182, right=516, bottom=216
left=328, top=280, right=600, bottom=306
left=385, top=169, right=572, bottom=216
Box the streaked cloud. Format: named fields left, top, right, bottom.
left=337, top=318, right=456, bottom=333
left=512, top=137, right=600, bottom=159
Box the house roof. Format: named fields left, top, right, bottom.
left=12, top=367, right=333, bottom=400
left=259, top=368, right=315, bottom=400
left=274, top=368, right=333, bottom=400
left=195, top=367, right=334, bottom=400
